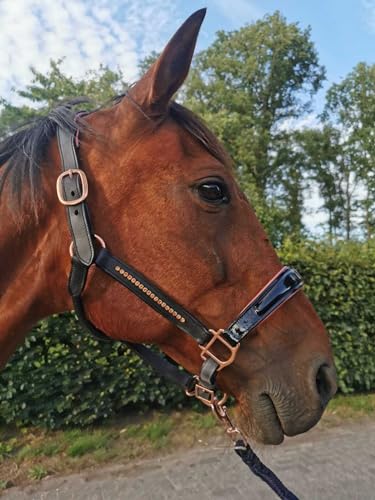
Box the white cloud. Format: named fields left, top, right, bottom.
left=362, top=0, right=375, bottom=32
left=0, top=0, right=177, bottom=104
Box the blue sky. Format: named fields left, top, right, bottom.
left=1, top=0, right=373, bottom=106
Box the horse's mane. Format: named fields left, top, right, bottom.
left=0, top=95, right=229, bottom=216
left=0, top=98, right=92, bottom=211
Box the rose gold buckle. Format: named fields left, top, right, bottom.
left=56, top=169, right=88, bottom=206
left=69, top=234, right=106, bottom=258
left=194, top=382, right=228, bottom=407
left=199, top=329, right=240, bottom=371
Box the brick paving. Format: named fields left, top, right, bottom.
left=3, top=419, right=375, bottom=500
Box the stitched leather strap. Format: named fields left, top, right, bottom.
left=95, top=248, right=211, bottom=344
left=57, top=126, right=94, bottom=266
left=68, top=255, right=196, bottom=388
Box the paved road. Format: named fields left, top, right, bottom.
left=3, top=419, right=375, bottom=500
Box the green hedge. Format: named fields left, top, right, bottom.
left=279, top=240, right=375, bottom=394
left=1, top=241, right=374, bottom=428
left=0, top=315, right=185, bottom=429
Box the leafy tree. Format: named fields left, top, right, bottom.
left=323, top=63, right=375, bottom=240
left=272, top=131, right=310, bottom=238
left=0, top=59, right=126, bottom=137
left=296, top=127, right=347, bottom=242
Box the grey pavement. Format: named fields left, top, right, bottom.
left=3, top=419, right=375, bottom=500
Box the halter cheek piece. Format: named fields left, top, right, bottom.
left=56, top=116, right=302, bottom=500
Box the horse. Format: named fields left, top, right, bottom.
left=0, top=9, right=336, bottom=446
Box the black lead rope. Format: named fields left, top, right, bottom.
left=128, top=342, right=300, bottom=499
left=114, top=340, right=300, bottom=499
left=234, top=441, right=299, bottom=500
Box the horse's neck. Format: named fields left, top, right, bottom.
left=0, top=179, right=71, bottom=368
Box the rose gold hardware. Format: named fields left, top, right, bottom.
left=195, top=383, right=214, bottom=405
left=185, top=387, right=196, bottom=397
left=185, top=375, right=199, bottom=397
left=185, top=379, right=238, bottom=438
left=69, top=233, right=106, bottom=258
left=56, top=169, right=88, bottom=206
left=194, top=382, right=228, bottom=407
left=211, top=399, right=245, bottom=443
left=200, top=329, right=240, bottom=371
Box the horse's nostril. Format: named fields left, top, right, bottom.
left=315, top=363, right=337, bottom=407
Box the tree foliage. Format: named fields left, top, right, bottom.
left=296, top=126, right=351, bottom=241
left=322, top=63, right=375, bottom=240
left=0, top=59, right=126, bottom=137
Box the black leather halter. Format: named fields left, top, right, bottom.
left=56, top=121, right=303, bottom=400
left=55, top=112, right=302, bottom=500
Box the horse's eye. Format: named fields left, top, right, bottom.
left=197, top=181, right=230, bottom=204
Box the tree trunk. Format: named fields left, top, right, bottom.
left=344, top=169, right=351, bottom=241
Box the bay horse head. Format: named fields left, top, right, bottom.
left=0, top=9, right=336, bottom=445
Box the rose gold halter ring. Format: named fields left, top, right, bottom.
left=200, top=329, right=240, bottom=371
left=69, top=234, right=106, bottom=258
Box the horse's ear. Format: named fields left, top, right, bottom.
left=134, top=9, right=206, bottom=115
